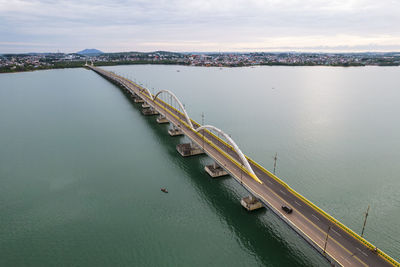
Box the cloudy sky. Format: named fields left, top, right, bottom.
left=1, top=0, right=400, bottom=53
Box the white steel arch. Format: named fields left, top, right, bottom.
left=139, top=87, right=153, bottom=100
left=196, top=125, right=262, bottom=184
left=153, top=90, right=194, bottom=129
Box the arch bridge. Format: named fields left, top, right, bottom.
left=88, top=65, right=399, bottom=267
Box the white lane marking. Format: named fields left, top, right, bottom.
left=331, top=229, right=342, bottom=237
left=295, top=201, right=302, bottom=207
left=279, top=189, right=287, bottom=195
left=356, top=247, right=368, bottom=257
left=312, top=214, right=320, bottom=221
left=340, top=256, right=352, bottom=265
left=316, top=236, right=325, bottom=243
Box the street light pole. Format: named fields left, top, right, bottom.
left=273, top=152, right=278, bottom=175
left=201, top=112, right=205, bottom=151
left=361, top=205, right=370, bottom=237
left=241, top=162, right=243, bottom=184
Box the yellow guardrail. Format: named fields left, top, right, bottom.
left=246, top=157, right=400, bottom=266
left=104, top=69, right=399, bottom=267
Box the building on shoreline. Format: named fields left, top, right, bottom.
left=1, top=51, right=399, bottom=73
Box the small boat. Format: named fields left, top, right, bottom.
left=161, top=188, right=168, bottom=193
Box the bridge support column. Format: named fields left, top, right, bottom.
left=142, top=103, right=150, bottom=109
left=168, top=124, right=183, bottom=136
left=142, top=107, right=159, bottom=116
left=241, top=196, right=264, bottom=211
left=134, top=97, right=144, bottom=103
left=156, top=115, right=169, bottom=124
left=177, top=142, right=205, bottom=157
left=205, top=162, right=228, bottom=178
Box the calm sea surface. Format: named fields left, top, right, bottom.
left=0, top=65, right=399, bottom=266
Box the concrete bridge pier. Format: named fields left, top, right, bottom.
left=156, top=115, right=169, bottom=124
left=141, top=107, right=159, bottom=116
left=142, top=103, right=150, bottom=109
left=205, top=162, right=228, bottom=178
left=177, top=142, right=205, bottom=157
left=240, top=195, right=264, bottom=211
left=168, top=124, right=184, bottom=136
left=134, top=97, right=144, bottom=103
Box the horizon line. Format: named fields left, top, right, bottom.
left=2, top=50, right=400, bottom=55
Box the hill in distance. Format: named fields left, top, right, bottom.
left=76, top=49, right=104, bottom=56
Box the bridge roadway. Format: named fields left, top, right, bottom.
left=89, top=66, right=397, bottom=267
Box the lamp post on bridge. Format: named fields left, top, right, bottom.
left=201, top=112, right=205, bottom=151
left=273, top=152, right=278, bottom=175
left=241, top=162, right=243, bottom=185
left=361, top=205, right=370, bottom=238
left=228, top=134, right=232, bottom=155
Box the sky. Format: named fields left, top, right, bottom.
left=1, top=0, right=400, bottom=53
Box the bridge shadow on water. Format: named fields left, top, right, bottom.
left=119, top=89, right=327, bottom=267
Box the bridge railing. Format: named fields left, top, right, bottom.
left=247, top=157, right=400, bottom=266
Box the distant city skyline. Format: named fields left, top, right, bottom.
left=1, top=0, right=400, bottom=53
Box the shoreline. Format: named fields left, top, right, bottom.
left=2, top=61, right=400, bottom=74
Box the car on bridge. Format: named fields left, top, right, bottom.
left=282, top=205, right=293, bottom=214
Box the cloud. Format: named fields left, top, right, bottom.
left=0, top=0, right=399, bottom=53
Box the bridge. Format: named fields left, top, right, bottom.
left=88, top=65, right=399, bottom=267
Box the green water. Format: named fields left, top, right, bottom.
left=0, top=66, right=399, bottom=266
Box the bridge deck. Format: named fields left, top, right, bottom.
left=89, top=65, right=398, bottom=267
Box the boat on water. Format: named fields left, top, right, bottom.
left=161, top=188, right=168, bottom=193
